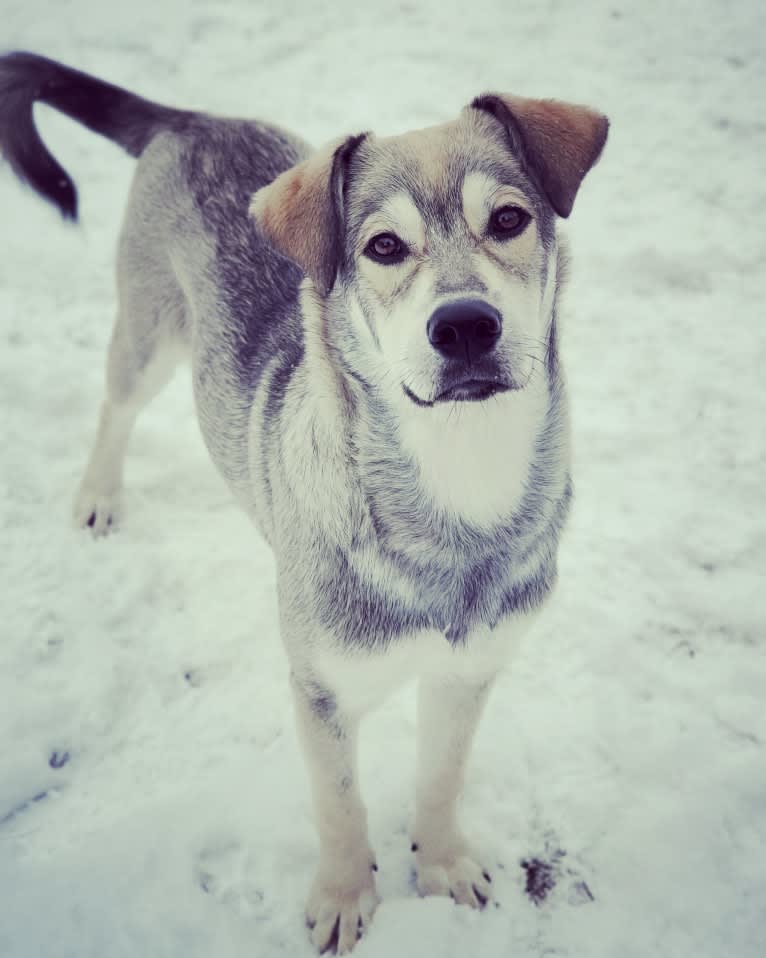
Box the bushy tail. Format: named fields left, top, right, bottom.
left=0, top=51, right=191, bottom=219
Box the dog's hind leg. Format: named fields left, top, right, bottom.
left=73, top=275, right=188, bottom=534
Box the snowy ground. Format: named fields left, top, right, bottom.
left=1, top=1, right=764, bottom=955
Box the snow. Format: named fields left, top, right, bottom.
left=1, top=0, right=764, bottom=955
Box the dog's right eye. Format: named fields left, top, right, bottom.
left=364, top=232, right=407, bottom=265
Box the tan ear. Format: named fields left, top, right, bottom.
left=472, top=93, right=609, bottom=217
left=249, top=133, right=367, bottom=295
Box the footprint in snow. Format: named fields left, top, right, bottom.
left=195, top=842, right=272, bottom=920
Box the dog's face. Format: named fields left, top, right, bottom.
left=251, top=95, right=607, bottom=411
left=339, top=110, right=560, bottom=408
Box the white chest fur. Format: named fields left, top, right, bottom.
left=394, top=374, right=550, bottom=528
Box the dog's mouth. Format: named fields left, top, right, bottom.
left=403, top=378, right=513, bottom=408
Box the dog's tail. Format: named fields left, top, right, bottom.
left=0, top=51, right=191, bottom=220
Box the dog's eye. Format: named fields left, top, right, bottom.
left=364, top=232, right=407, bottom=264
left=489, top=205, right=531, bottom=239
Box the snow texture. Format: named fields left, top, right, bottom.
left=1, top=1, right=764, bottom=956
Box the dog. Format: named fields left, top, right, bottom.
left=0, top=51, right=608, bottom=953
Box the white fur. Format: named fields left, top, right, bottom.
left=314, top=613, right=535, bottom=718
left=394, top=370, right=550, bottom=525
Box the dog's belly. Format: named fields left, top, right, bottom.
left=313, top=612, right=538, bottom=716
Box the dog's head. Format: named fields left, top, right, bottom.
left=250, top=95, right=607, bottom=410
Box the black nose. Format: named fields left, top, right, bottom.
left=427, top=299, right=502, bottom=362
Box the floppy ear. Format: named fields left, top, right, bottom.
left=249, top=133, right=367, bottom=296
left=472, top=93, right=609, bottom=217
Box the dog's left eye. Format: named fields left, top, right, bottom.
left=364, top=232, right=407, bottom=264
left=489, top=205, right=531, bottom=239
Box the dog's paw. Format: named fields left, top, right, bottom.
left=306, top=872, right=379, bottom=954
left=415, top=848, right=492, bottom=908
left=73, top=486, right=122, bottom=536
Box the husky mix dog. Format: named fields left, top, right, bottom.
left=0, top=52, right=608, bottom=953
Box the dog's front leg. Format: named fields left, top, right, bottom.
left=412, top=674, right=495, bottom=907
left=291, top=675, right=379, bottom=954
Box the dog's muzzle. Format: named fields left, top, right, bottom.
left=404, top=299, right=510, bottom=404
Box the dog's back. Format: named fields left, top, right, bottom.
left=0, top=52, right=311, bottom=498
left=120, top=120, right=311, bottom=496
